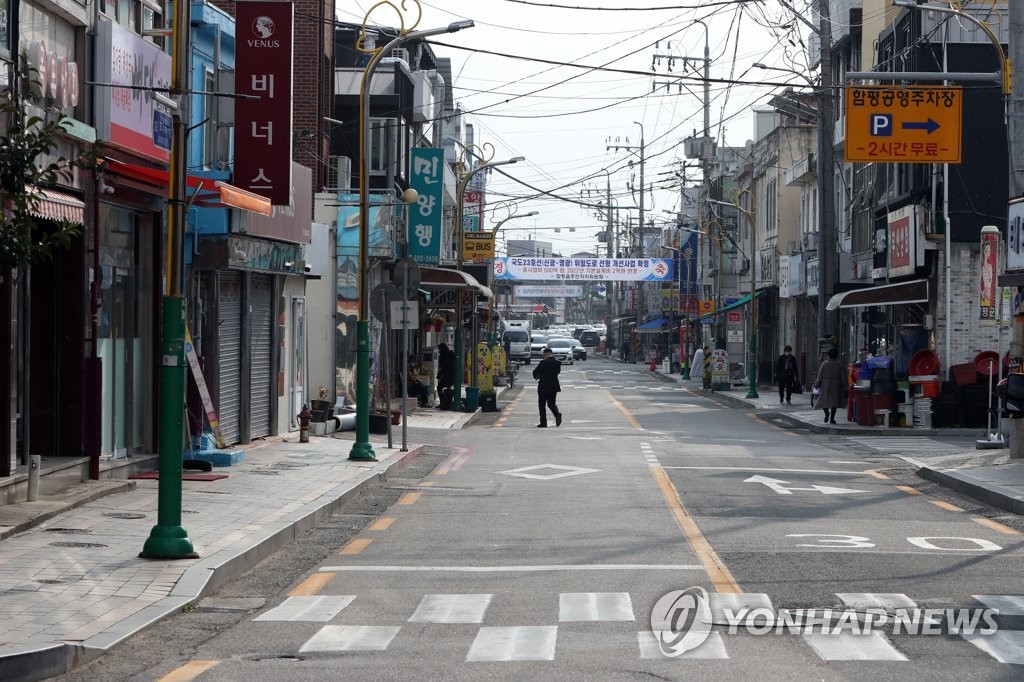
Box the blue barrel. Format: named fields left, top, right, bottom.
left=464, top=386, right=481, bottom=412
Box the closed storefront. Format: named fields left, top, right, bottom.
left=248, top=273, right=274, bottom=439
left=216, top=271, right=243, bottom=445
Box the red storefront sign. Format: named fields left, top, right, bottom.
left=235, top=1, right=293, bottom=205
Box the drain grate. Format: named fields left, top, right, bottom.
left=43, top=528, right=92, bottom=534
left=48, top=541, right=109, bottom=548
left=102, top=512, right=147, bottom=520
left=237, top=653, right=303, bottom=662
left=35, top=579, right=63, bottom=585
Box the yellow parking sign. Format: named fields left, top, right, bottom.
left=844, top=85, right=962, bottom=163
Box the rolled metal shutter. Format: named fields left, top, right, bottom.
left=217, top=271, right=243, bottom=445
left=248, top=273, right=273, bottom=438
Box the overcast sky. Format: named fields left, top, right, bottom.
left=337, top=0, right=824, bottom=257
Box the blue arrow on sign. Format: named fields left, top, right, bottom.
left=901, top=118, right=940, bottom=134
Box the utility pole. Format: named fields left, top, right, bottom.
left=816, top=0, right=836, bottom=360
left=608, top=129, right=646, bottom=327
left=1010, top=1, right=1024, bottom=458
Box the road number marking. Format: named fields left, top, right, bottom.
left=787, top=534, right=876, bottom=549
left=787, top=534, right=1003, bottom=552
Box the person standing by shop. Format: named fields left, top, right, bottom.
left=532, top=347, right=562, bottom=428
left=775, top=344, right=798, bottom=404
left=813, top=348, right=843, bottom=424
left=436, top=343, right=455, bottom=410
left=690, top=345, right=705, bottom=383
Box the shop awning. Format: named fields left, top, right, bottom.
left=636, top=316, right=670, bottom=333
left=826, top=278, right=929, bottom=311
left=419, top=266, right=493, bottom=299
left=699, top=290, right=764, bottom=320
left=998, top=272, right=1024, bottom=287
left=26, top=187, right=85, bottom=224
left=105, top=160, right=272, bottom=215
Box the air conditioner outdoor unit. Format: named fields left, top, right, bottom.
left=801, top=233, right=817, bottom=251
left=326, top=155, right=352, bottom=192
left=391, top=48, right=410, bottom=64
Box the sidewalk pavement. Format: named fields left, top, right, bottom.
left=0, top=431, right=439, bottom=682
left=651, top=367, right=1024, bottom=519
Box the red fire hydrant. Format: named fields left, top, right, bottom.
left=299, top=404, right=311, bottom=443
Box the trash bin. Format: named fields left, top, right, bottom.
left=464, top=386, right=481, bottom=412
left=855, top=387, right=874, bottom=426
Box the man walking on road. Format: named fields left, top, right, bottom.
left=775, top=344, right=798, bottom=404
left=532, top=347, right=562, bottom=428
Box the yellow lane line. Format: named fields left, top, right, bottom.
left=865, top=470, right=891, bottom=480
left=605, top=390, right=642, bottom=430
left=972, top=517, right=1022, bottom=535
left=930, top=500, right=964, bottom=512
left=651, top=465, right=741, bottom=594
left=369, top=517, right=397, bottom=531
left=289, top=572, right=335, bottom=596
left=340, top=538, right=374, bottom=555
left=581, top=371, right=589, bottom=382
left=157, top=661, right=220, bottom=682
left=398, top=491, right=422, bottom=505
left=896, top=485, right=924, bottom=496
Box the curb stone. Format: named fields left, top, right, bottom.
left=0, top=445, right=426, bottom=682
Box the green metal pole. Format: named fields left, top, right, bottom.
left=350, top=320, right=374, bottom=458
left=142, top=296, right=195, bottom=558
left=746, top=207, right=759, bottom=399
left=141, top=0, right=195, bottom=559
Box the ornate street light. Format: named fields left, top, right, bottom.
left=451, top=153, right=524, bottom=411
left=351, top=3, right=473, bottom=460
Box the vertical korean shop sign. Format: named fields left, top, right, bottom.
left=235, top=1, right=293, bottom=205
left=408, top=148, right=444, bottom=264
left=980, top=230, right=998, bottom=320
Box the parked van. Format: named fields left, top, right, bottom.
left=502, top=320, right=532, bottom=364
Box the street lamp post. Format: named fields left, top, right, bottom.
left=486, top=208, right=538, bottom=345
left=451, top=155, right=524, bottom=411
left=710, top=197, right=758, bottom=398
left=351, top=9, right=474, bottom=459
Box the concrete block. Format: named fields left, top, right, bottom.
left=189, top=449, right=245, bottom=467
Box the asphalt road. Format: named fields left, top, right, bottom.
left=59, top=356, right=1024, bottom=681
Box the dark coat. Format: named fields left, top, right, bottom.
left=813, top=359, right=844, bottom=409
left=437, top=347, right=455, bottom=388
left=776, top=353, right=797, bottom=380
left=532, top=356, right=562, bottom=393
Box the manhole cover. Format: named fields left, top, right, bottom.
left=102, top=512, right=146, bottom=520
left=48, top=542, right=109, bottom=548
left=35, top=579, right=63, bottom=584
left=43, top=528, right=92, bottom=534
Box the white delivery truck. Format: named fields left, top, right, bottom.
left=502, top=320, right=532, bottom=364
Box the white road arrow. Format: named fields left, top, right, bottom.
left=744, top=475, right=867, bottom=496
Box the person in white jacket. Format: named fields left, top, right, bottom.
left=689, top=346, right=705, bottom=381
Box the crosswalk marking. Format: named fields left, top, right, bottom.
left=253, top=595, right=355, bottom=622
left=299, top=625, right=401, bottom=652
left=559, top=592, right=634, bottom=622
left=409, top=594, right=492, bottom=624
left=803, top=632, right=907, bottom=661
left=962, top=631, right=1024, bottom=664
left=836, top=593, right=917, bottom=610
left=843, top=437, right=963, bottom=454
left=637, top=631, right=729, bottom=659
left=973, top=594, right=1024, bottom=614
left=280, top=585, right=1024, bottom=665
left=709, top=593, right=774, bottom=622
left=466, top=626, right=558, bottom=662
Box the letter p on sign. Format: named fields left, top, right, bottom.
left=871, top=113, right=892, bottom=137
